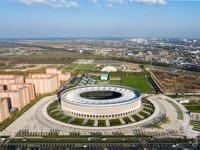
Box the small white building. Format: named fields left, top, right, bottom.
left=101, top=66, right=117, bottom=72
left=100, top=74, right=109, bottom=81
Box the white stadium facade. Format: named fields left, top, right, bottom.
left=60, top=85, right=142, bottom=119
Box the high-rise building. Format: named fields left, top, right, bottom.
left=0, top=75, right=24, bottom=85
left=0, top=83, right=35, bottom=110
left=46, top=68, right=71, bottom=82
left=25, top=68, right=71, bottom=95
left=25, top=74, right=59, bottom=95
left=7, top=83, right=36, bottom=102
left=0, top=97, right=10, bottom=123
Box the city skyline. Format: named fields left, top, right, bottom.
left=0, top=0, right=200, bottom=38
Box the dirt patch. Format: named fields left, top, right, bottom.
left=152, top=70, right=200, bottom=93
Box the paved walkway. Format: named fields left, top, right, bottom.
left=149, top=94, right=199, bottom=138
left=1, top=94, right=193, bottom=137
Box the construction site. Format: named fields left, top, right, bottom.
left=149, top=69, right=200, bottom=95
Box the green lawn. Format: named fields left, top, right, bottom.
left=70, top=118, right=84, bottom=126
left=47, top=101, right=72, bottom=123
left=139, top=111, right=150, bottom=118
left=110, top=74, right=153, bottom=93
left=123, top=117, right=132, bottom=124
left=62, top=63, right=80, bottom=72
left=132, top=114, right=142, bottom=122
left=85, top=119, right=95, bottom=127
left=190, top=120, right=200, bottom=132
left=76, top=64, right=99, bottom=72
left=184, top=103, right=200, bottom=113
left=109, top=119, right=121, bottom=126
left=98, top=120, right=106, bottom=127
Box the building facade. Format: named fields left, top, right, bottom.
left=0, top=82, right=36, bottom=110
left=46, top=68, right=71, bottom=82
left=25, top=68, right=71, bottom=95
left=0, top=97, right=10, bottom=123
left=25, top=74, right=59, bottom=95
left=0, top=75, right=24, bottom=85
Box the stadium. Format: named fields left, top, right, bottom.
left=60, top=86, right=142, bottom=119
left=41, top=84, right=163, bottom=130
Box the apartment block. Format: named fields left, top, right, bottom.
left=25, top=68, right=71, bottom=95
left=7, top=83, right=36, bottom=102
left=0, top=97, right=10, bottom=123
left=0, top=75, right=24, bottom=85
left=25, top=74, right=59, bottom=95
left=0, top=83, right=35, bottom=110
left=46, top=68, right=71, bottom=82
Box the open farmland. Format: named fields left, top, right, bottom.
left=0, top=51, right=82, bottom=64
left=62, top=64, right=99, bottom=73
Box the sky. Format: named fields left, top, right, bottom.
left=0, top=0, right=200, bottom=39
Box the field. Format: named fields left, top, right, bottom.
left=110, top=74, right=154, bottom=93
left=63, top=63, right=154, bottom=93
left=1, top=51, right=82, bottom=64
left=62, top=63, right=80, bottom=72
left=62, top=63, right=99, bottom=73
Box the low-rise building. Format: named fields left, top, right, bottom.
left=100, top=74, right=109, bottom=81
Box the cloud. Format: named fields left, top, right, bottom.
left=16, top=0, right=166, bottom=9
left=107, top=0, right=166, bottom=5
left=16, top=0, right=79, bottom=8
left=134, top=0, right=166, bottom=5
left=89, top=0, right=98, bottom=3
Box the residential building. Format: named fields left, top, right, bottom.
left=0, top=97, right=10, bottom=123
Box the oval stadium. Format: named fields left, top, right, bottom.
left=60, top=85, right=142, bottom=119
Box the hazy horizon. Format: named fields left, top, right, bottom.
left=1, top=0, right=200, bottom=39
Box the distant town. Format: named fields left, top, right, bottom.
left=1, top=38, right=199, bottom=71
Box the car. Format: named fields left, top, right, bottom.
left=88, top=137, right=95, bottom=141
left=0, top=138, right=6, bottom=143
left=83, top=144, right=88, bottom=148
